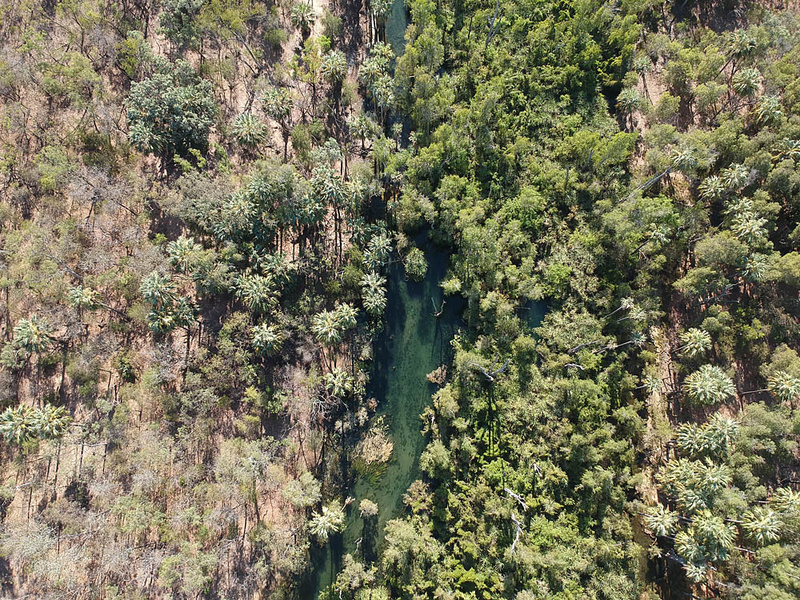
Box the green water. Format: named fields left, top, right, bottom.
left=385, top=0, right=407, bottom=55
left=305, top=245, right=461, bottom=596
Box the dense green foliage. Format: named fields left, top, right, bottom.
left=1, top=0, right=800, bottom=598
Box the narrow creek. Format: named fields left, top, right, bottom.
left=303, top=242, right=463, bottom=597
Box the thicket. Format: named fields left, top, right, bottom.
left=0, top=0, right=799, bottom=599
left=329, top=1, right=800, bottom=599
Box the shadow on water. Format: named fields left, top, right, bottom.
left=523, top=299, right=548, bottom=332
left=299, top=241, right=464, bottom=597
left=385, top=0, right=408, bottom=55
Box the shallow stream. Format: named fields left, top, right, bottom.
left=306, top=243, right=462, bottom=596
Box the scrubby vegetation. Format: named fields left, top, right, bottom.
left=1, top=0, right=800, bottom=598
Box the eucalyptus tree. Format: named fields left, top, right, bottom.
left=127, top=58, right=216, bottom=164
left=159, top=0, right=205, bottom=53
left=403, top=247, right=427, bottom=281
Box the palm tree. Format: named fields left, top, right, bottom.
left=358, top=57, right=383, bottom=89
left=616, top=88, right=641, bottom=129
left=166, top=236, right=197, bottom=273
left=698, top=461, right=732, bottom=498
left=321, top=50, right=347, bottom=84
left=644, top=505, right=678, bottom=537
left=684, top=365, right=735, bottom=406
left=768, top=371, right=800, bottom=406
left=262, top=86, right=294, bottom=160
left=312, top=309, right=345, bottom=346
left=359, top=498, right=379, bottom=518
left=732, top=68, right=761, bottom=98
left=36, top=404, right=71, bottom=440
left=309, top=503, right=345, bottom=543
left=361, top=272, right=387, bottom=316
left=720, top=164, right=749, bottom=190
left=770, top=487, right=800, bottom=516
left=232, top=113, right=268, bottom=149
left=13, top=316, right=53, bottom=356
left=67, top=286, right=100, bottom=311
left=727, top=29, right=757, bottom=59
left=754, top=95, right=782, bottom=125
left=325, top=368, right=353, bottom=398
left=146, top=310, right=176, bottom=334
left=731, top=211, right=767, bottom=245
left=633, top=54, right=653, bottom=101
left=679, top=328, right=712, bottom=358
left=366, top=232, right=392, bottom=270
left=742, top=253, right=770, bottom=283
left=140, top=271, right=176, bottom=307
left=703, top=413, right=739, bottom=458
left=370, top=75, right=395, bottom=124
left=236, top=273, right=277, bottom=314
left=290, top=2, right=315, bottom=39
left=676, top=423, right=705, bottom=457
left=252, top=323, right=285, bottom=357
left=0, top=405, right=39, bottom=446
left=693, top=510, right=735, bottom=562
left=335, top=303, right=358, bottom=331
left=741, top=506, right=781, bottom=546
left=698, top=175, right=725, bottom=201
left=369, top=0, right=393, bottom=42
left=671, top=146, right=697, bottom=174
left=348, top=112, right=378, bottom=153
left=172, top=297, right=197, bottom=330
